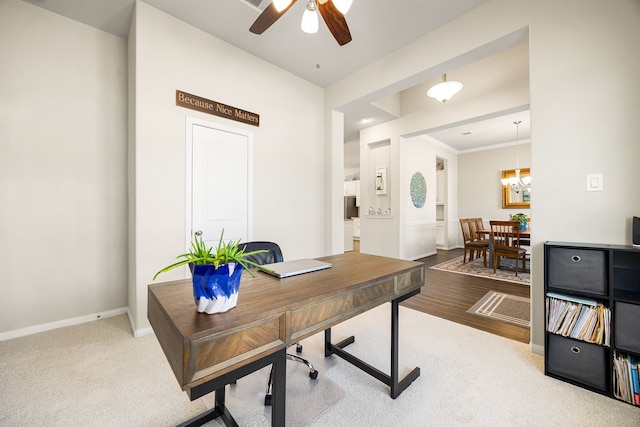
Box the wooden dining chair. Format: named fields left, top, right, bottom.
left=459, top=218, right=489, bottom=267
left=489, top=220, right=527, bottom=276
left=473, top=218, right=490, bottom=241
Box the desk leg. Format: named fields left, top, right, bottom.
left=324, top=289, right=421, bottom=399
left=270, top=348, right=286, bottom=426
left=180, top=348, right=286, bottom=427
left=389, top=295, right=421, bottom=398
left=176, top=389, right=236, bottom=427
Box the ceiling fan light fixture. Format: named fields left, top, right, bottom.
left=301, top=1, right=319, bottom=33
left=332, top=0, right=353, bottom=14
left=427, top=73, right=463, bottom=103
left=273, top=0, right=293, bottom=12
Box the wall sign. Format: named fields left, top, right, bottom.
left=176, top=90, right=260, bottom=127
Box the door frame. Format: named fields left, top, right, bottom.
left=185, top=116, right=254, bottom=253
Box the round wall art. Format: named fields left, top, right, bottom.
left=410, top=172, right=426, bottom=208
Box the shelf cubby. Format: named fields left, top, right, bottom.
left=545, top=242, right=640, bottom=407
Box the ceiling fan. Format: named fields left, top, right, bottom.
left=249, top=0, right=353, bottom=46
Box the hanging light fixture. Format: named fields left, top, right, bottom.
left=501, top=121, right=531, bottom=193
left=332, top=0, right=353, bottom=14
left=427, top=73, right=463, bottom=103
left=273, top=0, right=293, bottom=12
left=301, top=0, right=319, bottom=34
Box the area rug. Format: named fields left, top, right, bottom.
left=430, top=256, right=530, bottom=285
left=466, top=291, right=530, bottom=328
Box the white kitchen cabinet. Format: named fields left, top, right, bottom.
left=344, top=180, right=360, bottom=197
left=344, top=180, right=361, bottom=206
left=352, top=217, right=360, bottom=239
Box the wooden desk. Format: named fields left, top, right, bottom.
left=148, top=251, right=425, bottom=426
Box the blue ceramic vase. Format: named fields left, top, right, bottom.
left=190, top=263, right=243, bottom=314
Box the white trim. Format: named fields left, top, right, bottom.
left=530, top=342, right=544, bottom=355
left=0, top=307, right=129, bottom=342
left=133, top=326, right=154, bottom=338
left=411, top=250, right=437, bottom=260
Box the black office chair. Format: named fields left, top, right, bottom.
left=238, top=241, right=318, bottom=406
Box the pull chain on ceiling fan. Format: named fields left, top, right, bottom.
left=250, top=0, right=353, bottom=46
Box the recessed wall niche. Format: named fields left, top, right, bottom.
left=367, top=139, right=391, bottom=216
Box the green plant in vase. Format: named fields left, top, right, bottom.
left=509, top=213, right=528, bottom=229
left=153, top=230, right=273, bottom=314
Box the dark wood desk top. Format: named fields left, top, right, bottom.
left=148, top=251, right=424, bottom=391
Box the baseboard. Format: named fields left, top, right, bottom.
left=133, top=325, right=154, bottom=338
left=412, top=250, right=437, bottom=260
left=530, top=342, right=544, bottom=355
left=0, top=307, right=129, bottom=342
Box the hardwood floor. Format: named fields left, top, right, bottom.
left=401, top=248, right=531, bottom=344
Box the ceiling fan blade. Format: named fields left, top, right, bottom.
left=317, top=0, right=352, bottom=46
left=249, top=1, right=296, bottom=35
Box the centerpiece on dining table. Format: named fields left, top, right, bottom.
left=509, top=213, right=528, bottom=230
left=153, top=230, right=273, bottom=314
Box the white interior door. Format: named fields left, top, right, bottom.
left=187, top=117, right=252, bottom=249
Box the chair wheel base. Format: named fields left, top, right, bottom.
left=309, top=370, right=318, bottom=380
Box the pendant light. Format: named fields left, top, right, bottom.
left=301, top=0, right=319, bottom=33
left=501, top=121, right=531, bottom=193
left=427, top=73, right=463, bottom=103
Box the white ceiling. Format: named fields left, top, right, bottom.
left=425, top=110, right=530, bottom=152
left=22, top=0, right=530, bottom=151
left=23, top=0, right=489, bottom=87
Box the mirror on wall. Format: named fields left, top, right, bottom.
left=501, top=168, right=530, bottom=209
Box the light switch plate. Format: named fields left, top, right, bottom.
left=586, top=173, right=603, bottom=192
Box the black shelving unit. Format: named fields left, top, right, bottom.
left=544, top=242, right=640, bottom=406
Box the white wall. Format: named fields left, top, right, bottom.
left=527, top=0, right=640, bottom=351
left=326, top=0, right=640, bottom=353
left=432, top=145, right=460, bottom=250
left=400, top=137, right=437, bottom=260
left=0, top=0, right=128, bottom=336
left=344, top=136, right=360, bottom=174
left=129, top=3, right=326, bottom=334
left=359, top=137, right=399, bottom=257
left=458, top=143, right=531, bottom=223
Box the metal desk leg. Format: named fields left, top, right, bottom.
left=324, top=289, right=421, bottom=399
left=180, top=348, right=287, bottom=427
left=270, top=347, right=286, bottom=425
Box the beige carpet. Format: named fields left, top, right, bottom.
left=430, top=256, right=530, bottom=285
left=1, top=306, right=638, bottom=426
left=467, top=290, right=531, bottom=328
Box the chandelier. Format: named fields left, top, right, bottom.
left=501, top=121, right=531, bottom=193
